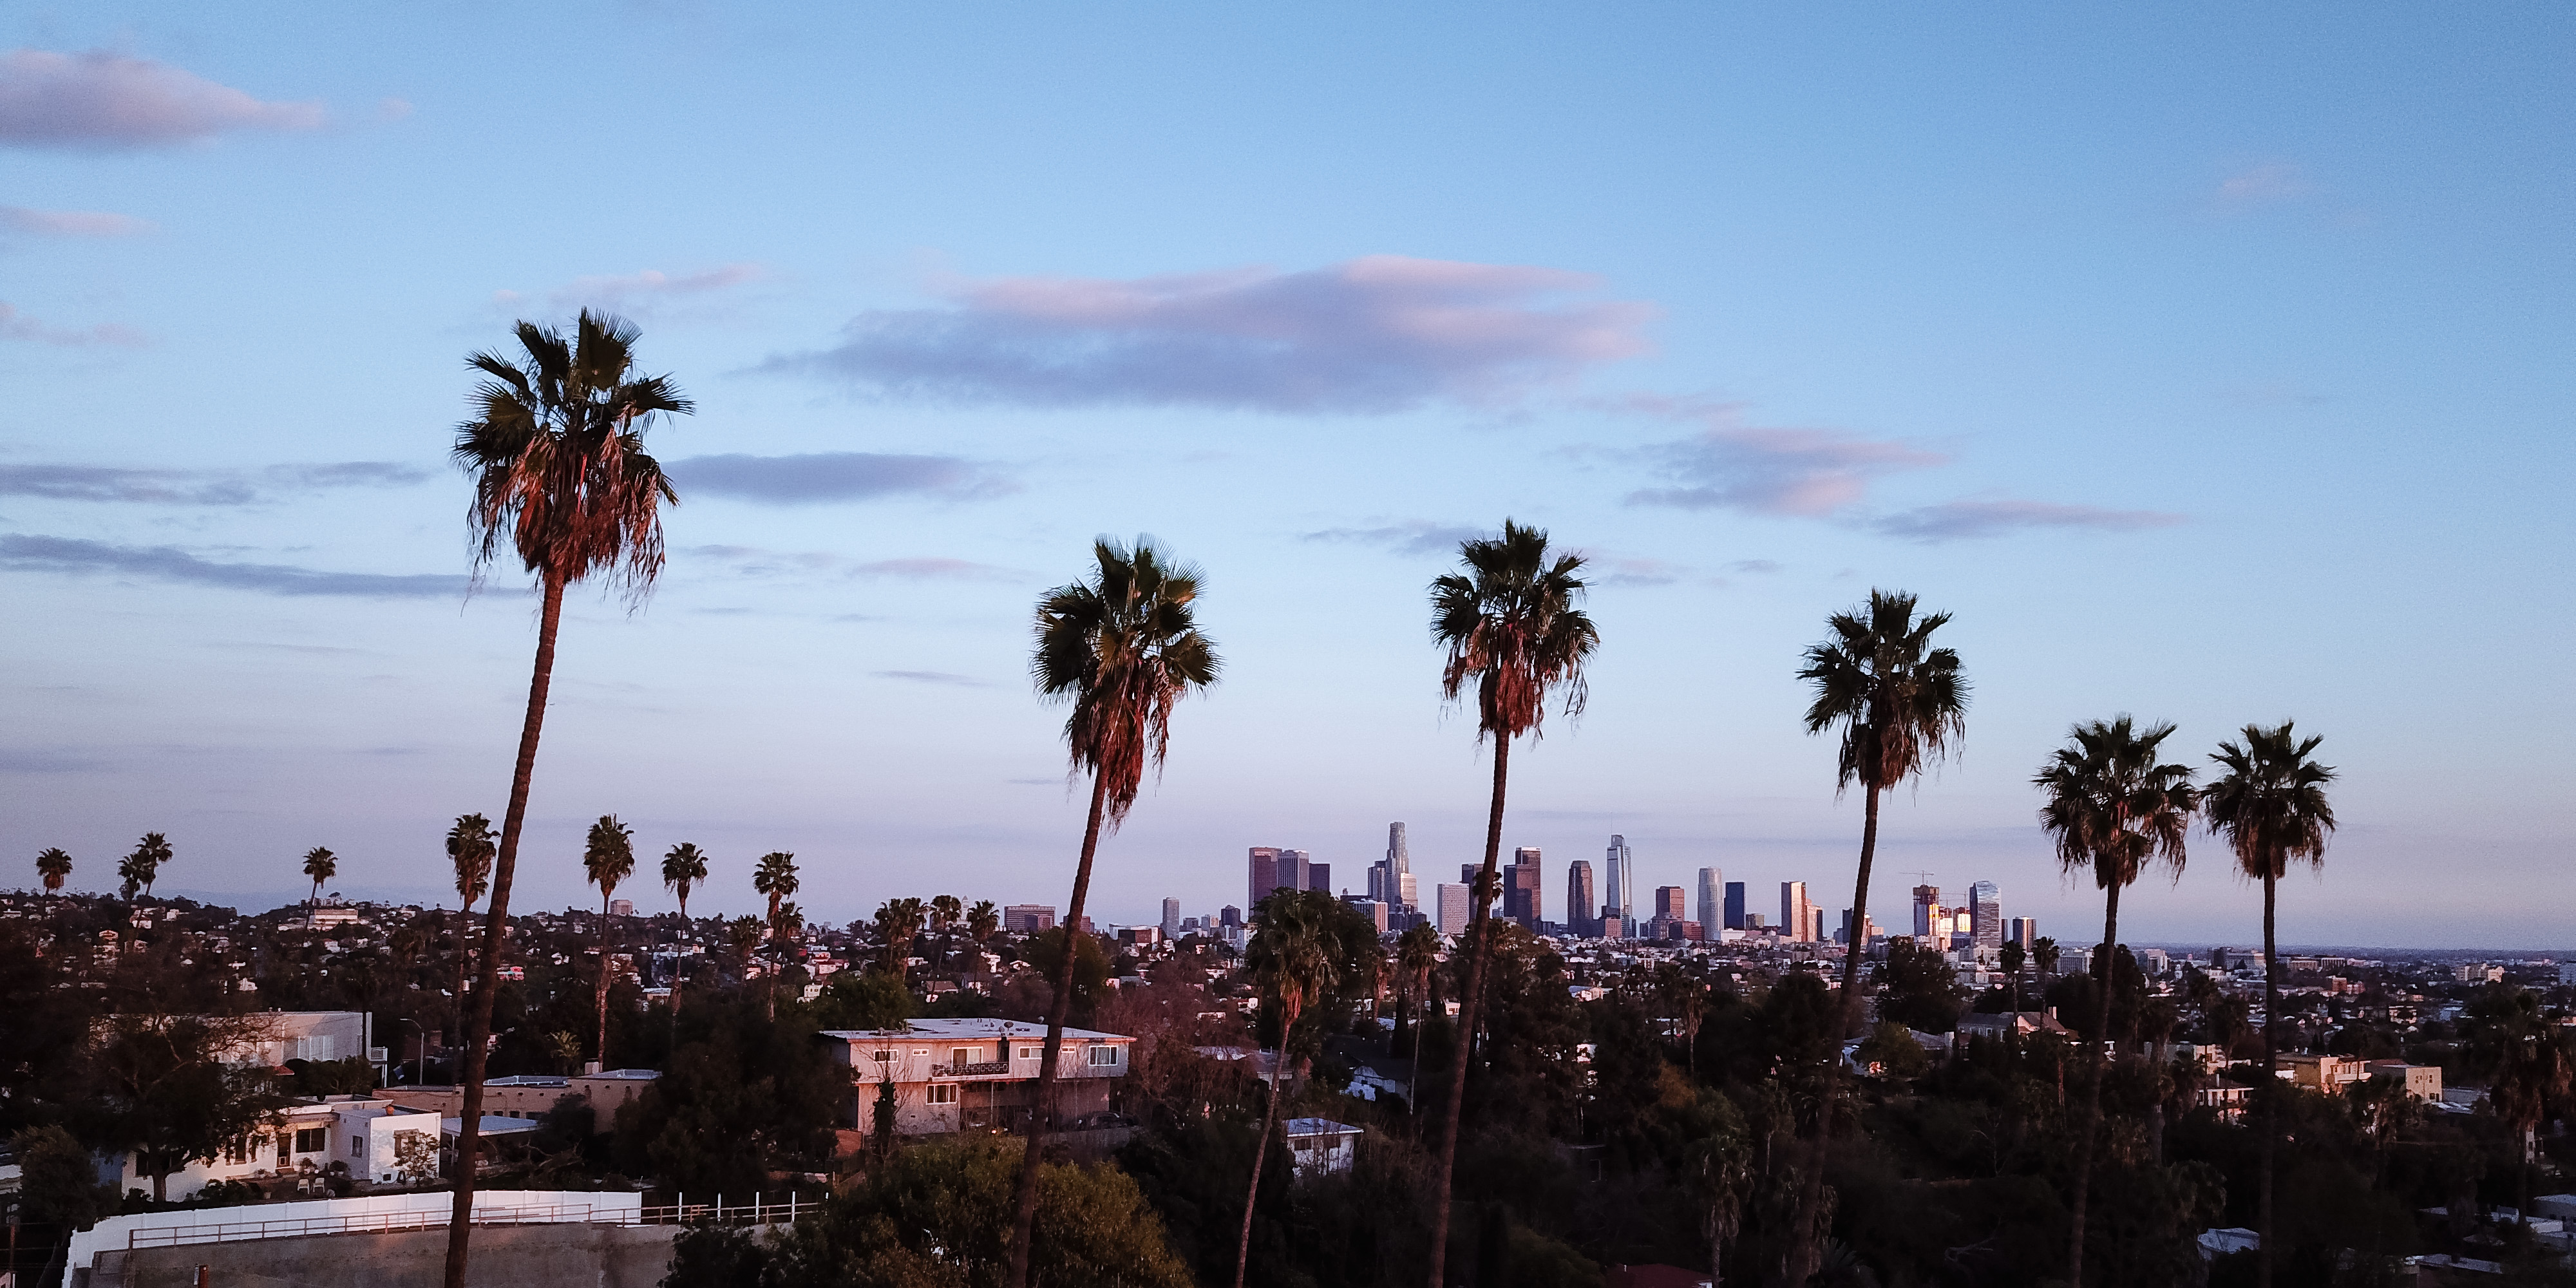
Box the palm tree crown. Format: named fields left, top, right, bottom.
left=120, top=833, right=173, bottom=900
left=36, top=847, right=73, bottom=893
left=752, top=851, right=800, bottom=914
left=662, top=843, right=707, bottom=913
left=1430, top=519, right=1598, bottom=741
left=447, top=815, right=495, bottom=910
left=302, top=847, right=339, bottom=904
left=2203, top=721, right=2337, bottom=883
left=2034, top=716, right=2197, bottom=894
left=1798, top=589, right=1968, bottom=791
left=583, top=816, right=636, bottom=904
left=1033, top=536, right=1222, bottom=826
left=453, top=310, right=690, bottom=600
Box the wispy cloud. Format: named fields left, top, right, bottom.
left=0, top=48, right=325, bottom=149
left=685, top=545, right=1019, bottom=582
left=1872, top=500, right=2185, bottom=543
left=874, top=670, right=990, bottom=688
left=0, top=205, right=152, bottom=236
left=1586, top=555, right=1687, bottom=588
left=1301, top=520, right=1486, bottom=558
left=765, top=255, right=1655, bottom=413
left=0, top=535, right=470, bottom=597
left=1619, top=401, right=1947, bottom=516
left=0, top=460, right=429, bottom=504
left=2211, top=161, right=2316, bottom=212
left=0, top=301, right=146, bottom=346
left=671, top=452, right=1010, bottom=504
left=493, top=264, right=762, bottom=317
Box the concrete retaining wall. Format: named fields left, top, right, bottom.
left=100, top=1222, right=675, bottom=1288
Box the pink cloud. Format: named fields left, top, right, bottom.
left=0, top=301, right=145, bottom=346
left=768, top=255, right=1656, bottom=412
left=0, top=205, right=153, bottom=236
left=1621, top=401, right=1947, bottom=516
left=0, top=49, right=323, bottom=149
left=1873, top=500, right=2185, bottom=542
left=494, top=263, right=764, bottom=317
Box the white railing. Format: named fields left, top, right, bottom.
left=127, top=1195, right=811, bottom=1250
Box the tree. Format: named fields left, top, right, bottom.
left=584, top=815, right=636, bottom=1066
left=2202, top=721, right=2334, bottom=1288
left=1877, top=937, right=1966, bottom=1034
left=1003, top=536, right=1220, bottom=1288
left=120, top=832, right=173, bottom=901
left=1680, top=1098, right=1755, bottom=1287
left=1233, top=893, right=1340, bottom=1288
left=300, top=846, right=338, bottom=908
left=663, top=842, right=709, bottom=1012
left=752, top=852, right=800, bottom=1021
left=2465, top=985, right=2576, bottom=1224
left=967, top=899, right=1001, bottom=967
left=2034, top=715, right=2195, bottom=1288
left=873, top=896, right=927, bottom=975
left=2000, top=940, right=2027, bottom=1016
left=10, top=1124, right=113, bottom=1231
left=36, top=846, right=73, bottom=898
left=931, top=894, right=963, bottom=971
left=1423, top=519, right=1598, bottom=1288
left=444, top=309, right=690, bottom=1288
left=1786, top=589, right=1966, bottom=1284
left=91, top=1012, right=288, bottom=1201
left=446, top=813, right=497, bottom=1029
left=1396, top=921, right=1441, bottom=1053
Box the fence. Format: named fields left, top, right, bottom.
left=126, top=1195, right=812, bottom=1251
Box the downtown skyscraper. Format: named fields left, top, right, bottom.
left=1696, top=867, right=1723, bottom=937
left=1603, top=835, right=1635, bottom=930
left=1566, top=860, right=1596, bottom=936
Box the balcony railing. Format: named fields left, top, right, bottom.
left=943, top=1061, right=1012, bottom=1077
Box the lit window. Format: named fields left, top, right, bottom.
left=925, top=1084, right=958, bottom=1105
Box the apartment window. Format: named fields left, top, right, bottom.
left=952, top=1047, right=974, bottom=1071
left=294, top=1127, right=327, bottom=1154
left=871, top=1050, right=895, bottom=1063
left=1018, top=1046, right=1040, bottom=1060
left=1088, top=1046, right=1120, bottom=1067
left=925, top=1084, right=958, bottom=1105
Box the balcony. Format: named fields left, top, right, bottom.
left=941, top=1061, right=1012, bottom=1078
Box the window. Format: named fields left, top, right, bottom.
left=294, top=1127, right=327, bottom=1154
left=871, top=1050, right=895, bottom=1063
left=925, top=1084, right=958, bottom=1105
left=1088, top=1045, right=1121, bottom=1066
left=1018, top=1046, right=1040, bottom=1060
left=952, top=1047, right=974, bottom=1071
left=352, top=1137, right=366, bottom=1158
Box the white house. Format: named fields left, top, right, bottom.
left=821, top=1019, right=1132, bottom=1135
left=1283, top=1119, right=1361, bottom=1179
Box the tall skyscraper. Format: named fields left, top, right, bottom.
left=1781, top=881, right=1815, bottom=943
left=1504, top=849, right=1542, bottom=927
left=1249, top=847, right=1280, bottom=909
left=1388, top=822, right=1408, bottom=877
left=1724, top=881, right=1747, bottom=931
left=1435, top=883, right=1472, bottom=936
left=1566, top=860, right=1596, bottom=935
left=1912, top=884, right=1942, bottom=938
left=1308, top=862, right=1331, bottom=894
left=1161, top=897, right=1181, bottom=940
left=1654, top=886, right=1686, bottom=921
left=1696, top=868, right=1723, bottom=938
left=1971, top=880, right=2002, bottom=951
left=1604, top=835, right=1635, bottom=927
left=2007, top=916, right=2037, bottom=951
left=1280, top=849, right=1311, bottom=896
left=1369, top=822, right=1417, bottom=911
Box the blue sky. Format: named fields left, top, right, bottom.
left=5, top=3, right=2569, bottom=949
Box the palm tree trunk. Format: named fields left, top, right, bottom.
left=1424, top=732, right=1510, bottom=1288
left=595, top=893, right=612, bottom=1068
left=444, top=570, right=564, bottom=1288
left=1234, top=1003, right=1296, bottom=1288
left=1786, top=780, right=1882, bottom=1288
left=1002, top=768, right=1112, bottom=1288
left=2067, top=880, right=2120, bottom=1288
left=671, top=896, right=687, bottom=1016
left=2259, top=869, right=2278, bottom=1288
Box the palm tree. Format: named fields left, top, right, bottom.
left=930, top=893, right=962, bottom=972
left=446, top=814, right=496, bottom=1029
left=2000, top=941, right=2027, bottom=1016
left=442, top=309, right=688, bottom=1288
left=1232, top=895, right=1339, bottom=1288
left=1394, top=922, right=1441, bottom=1054
left=1003, top=536, right=1220, bottom=1288
left=1785, top=589, right=1965, bottom=1283
left=301, top=846, right=338, bottom=908
left=874, top=897, right=929, bottom=975
left=752, top=852, right=800, bottom=1020
left=2034, top=936, right=2061, bottom=991
left=661, top=842, right=708, bottom=1012
left=2203, top=721, right=2335, bottom=1288
left=967, top=900, right=1001, bottom=974
left=35, top=848, right=73, bottom=900
left=583, top=815, right=635, bottom=1066
left=120, top=832, right=173, bottom=902
left=2468, top=987, right=2575, bottom=1225
left=1684, top=1111, right=1754, bottom=1288
left=1420, top=519, right=1597, bottom=1286
left=2034, top=715, right=2197, bottom=1288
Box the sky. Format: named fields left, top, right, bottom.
left=3, top=3, right=2570, bottom=950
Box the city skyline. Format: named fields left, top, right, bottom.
left=5, top=5, right=2568, bottom=950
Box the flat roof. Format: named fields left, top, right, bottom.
left=1284, top=1118, right=1361, bottom=1137
left=820, top=1018, right=1130, bottom=1043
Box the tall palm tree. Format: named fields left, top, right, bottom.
left=1785, top=589, right=1965, bottom=1283
left=752, top=851, right=800, bottom=1020
left=2000, top=941, right=2027, bottom=1017
left=1394, top=922, right=1441, bottom=1053
left=1233, top=896, right=1339, bottom=1288
left=301, top=846, right=338, bottom=908
left=443, top=310, right=689, bottom=1288
left=35, top=848, right=73, bottom=900
left=661, top=842, right=708, bottom=1012
left=120, top=832, right=173, bottom=902
left=1002, top=536, right=1219, bottom=1288
left=583, top=815, right=635, bottom=1066
left=446, top=814, right=496, bottom=1032
left=2034, top=715, right=2196, bottom=1288
left=2202, top=721, right=2335, bottom=1288
left=875, top=897, right=928, bottom=975
left=1423, top=519, right=1598, bottom=1288
left=930, top=893, right=962, bottom=972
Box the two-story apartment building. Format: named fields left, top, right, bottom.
left=820, top=1019, right=1133, bottom=1135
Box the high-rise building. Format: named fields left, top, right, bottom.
left=1912, top=885, right=1942, bottom=939
left=1654, top=886, right=1686, bottom=921
left=1724, top=882, right=1747, bottom=931
left=1435, top=883, right=1472, bottom=936
left=1812, top=908, right=1827, bottom=943
left=1971, top=880, right=2002, bottom=951
left=1249, top=848, right=1281, bottom=908
left=1308, top=862, right=1331, bottom=894
left=1343, top=895, right=1389, bottom=934
left=1696, top=869, right=1723, bottom=940
left=1604, top=835, right=1635, bottom=927
left=1221, top=905, right=1242, bottom=928
left=1368, top=822, right=1417, bottom=911
left=1279, top=849, right=1311, bottom=896
left=1504, top=848, right=1542, bottom=927
left=1781, top=881, right=1815, bottom=943
left=2007, top=916, right=2036, bottom=951
left=1566, top=860, right=1596, bottom=936
left=1003, top=904, right=1056, bottom=933
left=1161, top=898, right=1182, bottom=940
